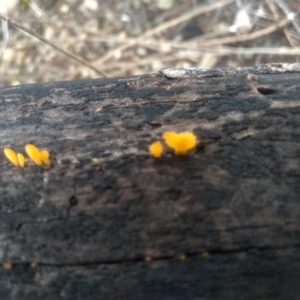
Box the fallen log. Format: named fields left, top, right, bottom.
left=1, top=63, right=300, bottom=300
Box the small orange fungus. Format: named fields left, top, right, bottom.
left=201, top=251, right=210, bottom=258
left=30, top=262, right=38, bottom=268
left=4, top=148, right=19, bottom=167
left=92, top=158, right=100, bottom=163
left=25, top=144, right=50, bottom=166
left=145, top=256, right=153, bottom=262
left=4, top=148, right=25, bottom=167
left=40, top=150, right=51, bottom=166
left=149, top=141, right=163, bottom=158
left=25, top=144, right=43, bottom=166
left=2, top=262, right=13, bottom=270
left=176, top=254, right=187, bottom=261
left=17, top=153, right=25, bottom=168
left=163, top=131, right=197, bottom=155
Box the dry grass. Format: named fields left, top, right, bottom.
left=0, top=0, right=299, bottom=86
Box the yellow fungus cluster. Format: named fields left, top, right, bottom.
left=149, top=131, right=197, bottom=158
left=163, top=131, right=197, bottom=155
left=3, top=148, right=25, bottom=168
left=3, top=144, right=50, bottom=168
left=25, top=144, right=50, bottom=166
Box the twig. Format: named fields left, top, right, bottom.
left=107, top=39, right=300, bottom=57
left=201, top=17, right=291, bottom=46
left=198, top=46, right=300, bottom=56
left=99, top=46, right=300, bottom=75
left=99, top=18, right=292, bottom=51
left=0, top=0, right=9, bottom=57
left=265, top=0, right=297, bottom=48
left=0, top=12, right=108, bottom=77
left=273, top=0, right=300, bottom=33
left=94, top=0, right=236, bottom=66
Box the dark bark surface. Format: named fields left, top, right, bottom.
left=1, top=63, right=300, bottom=299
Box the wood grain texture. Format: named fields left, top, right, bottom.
left=0, top=63, right=300, bottom=299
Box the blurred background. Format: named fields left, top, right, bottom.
left=0, top=0, right=299, bottom=86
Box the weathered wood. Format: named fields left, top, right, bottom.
left=1, top=63, right=300, bottom=299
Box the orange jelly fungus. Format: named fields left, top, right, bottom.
left=163, top=131, right=197, bottom=155
left=25, top=144, right=50, bottom=166
left=149, top=141, right=163, bottom=158
left=4, top=148, right=25, bottom=168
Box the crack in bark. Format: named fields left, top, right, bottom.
left=3, top=244, right=300, bottom=268
left=221, top=220, right=300, bottom=232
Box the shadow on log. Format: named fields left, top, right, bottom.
left=1, top=63, right=300, bottom=300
